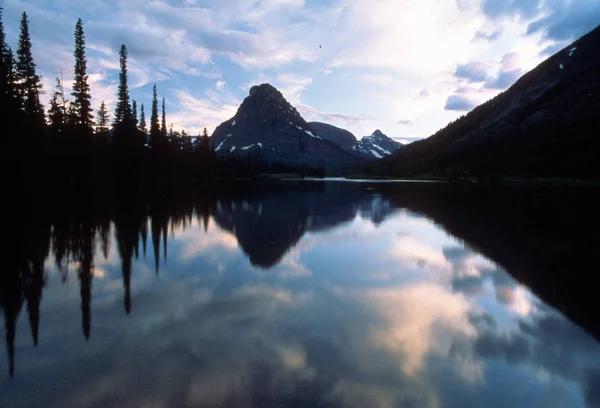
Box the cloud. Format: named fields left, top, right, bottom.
left=297, top=104, right=378, bottom=128
left=484, top=68, right=522, bottom=89
left=473, top=331, right=531, bottom=363
left=178, top=219, right=239, bottom=262
left=484, top=52, right=523, bottom=90
left=472, top=29, right=503, bottom=42
left=455, top=62, right=489, bottom=82
left=391, top=236, right=451, bottom=270
left=324, top=0, right=487, bottom=76
left=471, top=308, right=600, bottom=408
left=526, top=0, right=600, bottom=42
left=444, top=95, right=477, bottom=111
left=215, top=80, right=226, bottom=89
left=452, top=275, right=485, bottom=295
left=397, top=119, right=415, bottom=125
left=275, top=74, right=312, bottom=104
left=169, top=88, right=240, bottom=134
left=481, top=0, right=542, bottom=20
left=540, top=42, right=567, bottom=57
left=366, top=283, right=475, bottom=375
left=394, top=137, right=423, bottom=145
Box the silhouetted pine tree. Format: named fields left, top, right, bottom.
left=1, top=17, right=19, bottom=158
left=1, top=46, right=15, bottom=105
left=0, top=7, right=15, bottom=108
left=201, top=127, right=209, bottom=150
left=71, top=18, right=93, bottom=133
left=96, top=101, right=109, bottom=133
left=161, top=97, right=167, bottom=138
left=132, top=99, right=137, bottom=127
left=149, top=84, right=160, bottom=151
left=48, top=78, right=68, bottom=131
left=114, top=45, right=131, bottom=126
left=16, top=12, right=44, bottom=126
left=139, top=103, right=147, bottom=135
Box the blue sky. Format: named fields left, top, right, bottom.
left=2, top=0, right=599, bottom=142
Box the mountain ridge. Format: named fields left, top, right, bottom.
left=352, top=129, right=404, bottom=159
left=371, top=24, right=600, bottom=179
left=308, top=123, right=403, bottom=160
left=210, top=84, right=363, bottom=172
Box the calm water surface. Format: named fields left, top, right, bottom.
left=1, top=182, right=599, bottom=407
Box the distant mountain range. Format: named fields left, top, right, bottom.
left=371, top=24, right=600, bottom=179
left=308, top=123, right=403, bottom=159
left=208, top=24, right=600, bottom=179
left=209, top=84, right=401, bottom=170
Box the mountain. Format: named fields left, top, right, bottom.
left=372, top=25, right=600, bottom=179
left=308, top=122, right=357, bottom=151
left=308, top=124, right=403, bottom=160
left=352, top=130, right=404, bottom=159
left=210, top=84, right=363, bottom=172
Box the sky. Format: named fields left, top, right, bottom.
left=2, top=0, right=599, bottom=143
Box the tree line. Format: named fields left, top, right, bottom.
left=1, top=9, right=322, bottom=193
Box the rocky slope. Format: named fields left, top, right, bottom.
left=308, top=124, right=403, bottom=160
left=352, top=130, right=404, bottom=159
left=210, top=84, right=363, bottom=171
left=373, top=24, right=600, bottom=179
left=308, top=122, right=357, bottom=151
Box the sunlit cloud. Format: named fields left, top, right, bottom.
left=391, top=236, right=451, bottom=271
left=169, top=89, right=241, bottom=134
left=364, top=283, right=476, bottom=375
left=178, top=218, right=239, bottom=262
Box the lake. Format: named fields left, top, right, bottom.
left=2, top=181, right=599, bottom=408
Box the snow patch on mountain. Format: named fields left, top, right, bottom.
left=351, top=130, right=403, bottom=160
left=296, top=125, right=320, bottom=139
left=370, top=149, right=383, bottom=159
left=242, top=143, right=263, bottom=150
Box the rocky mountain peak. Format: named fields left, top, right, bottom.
left=233, top=83, right=304, bottom=127
left=249, top=83, right=279, bottom=97
left=209, top=83, right=362, bottom=171
left=352, top=129, right=404, bottom=159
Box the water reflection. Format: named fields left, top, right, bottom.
left=1, top=182, right=599, bottom=407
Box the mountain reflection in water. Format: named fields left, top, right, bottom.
left=1, top=181, right=599, bottom=408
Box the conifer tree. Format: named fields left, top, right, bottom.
left=161, top=97, right=167, bottom=137
left=0, top=7, right=15, bottom=105
left=71, top=18, right=93, bottom=131
left=96, top=101, right=109, bottom=133
left=132, top=100, right=138, bottom=127
left=139, top=103, right=147, bottom=135
left=1, top=46, right=15, bottom=106
left=114, top=44, right=131, bottom=125
left=149, top=84, right=160, bottom=149
left=48, top=78, right=68, bottom=130
left=16, top=12, right=44, bottom=122
left=201, top=127, right=210, bottom=151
